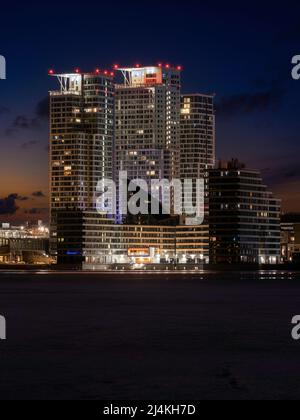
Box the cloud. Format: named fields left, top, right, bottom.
left=0, top=106, right=9, bottom=116
left=284, top=168, right=300, bottom=179
left=35, top=97, right=49, bottom=119
left=16, top=195, right=29, bottom=201
left=32, top=191, right=46, bottom=198
left=21, top=140, right=39, bottom=150
left=5, top=115, right=40, bottom=136
left=260, top=160, right=300, bottom=189
left=216, top=85, right=285, bottom=117
left=5, top=96, right=49, bottom=137
left=25, top=207, right=48, bottom=215
left=13, top=116, right=40, bottom=129
left=279, top=163, right=300, bottom=181
left=0, top=194, right=19, bottom=215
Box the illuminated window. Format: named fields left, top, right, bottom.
left=64, top=166, right=72, bottom=176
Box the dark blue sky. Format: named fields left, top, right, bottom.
left=1, top=0, right=300, bottom=221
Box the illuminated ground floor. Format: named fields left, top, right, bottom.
left=52, top=211, right=281, bottom=270
left=53, top=211, right=209, bottom=270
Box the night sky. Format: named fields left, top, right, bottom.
left=1, top=0, right=300, bottom=223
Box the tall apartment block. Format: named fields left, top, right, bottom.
left=180, top=94, right=216, bottom=221
left=115, top=65, right=181, bottom=219
left=180, top=94, right=215, bottom=178
left=49, top=70, right=115, bottom=263
left=209, top=160, right=281, bottom=265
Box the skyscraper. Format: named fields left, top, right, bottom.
left=209, top=159, right=281, bottom=265
left=180, top=94, right=216, bottom=222
left=180, top=94, right=215, bottom=179
left=114, top=65, right=181, bottom=219
left=49, top=70, right=115, bottom=261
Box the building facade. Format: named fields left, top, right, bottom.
left=180, top=94, right=215, bottom=221
left=55, top=210, right=209, bottom=269
left=49, top=70, right=115, bottom=257
left=115, top=65, right=181, bottom=220
left=180, top=94, right=215, bottom=179
left=0, top=223, right=50, bottom=264
left=209, top=160, right=281, bottom=265
left=281, top=213, right=300, bottom=263
left=49, top=67, right=210, bottom=269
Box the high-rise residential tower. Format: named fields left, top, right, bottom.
left=49, top=70, right=115, bottom=262
left=180, top=94, right=215, bottom=222
left=180, top=94, right=215, bottom=179
left=114, top=65, right=181, bottom=219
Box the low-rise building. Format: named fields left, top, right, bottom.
left=0, top=222, right=50, bottom=264
left=55, top=211, right=209, bottom=270
left=281, top=213, right=300, bottom=263
left=209, top=160, right=281, bottom=265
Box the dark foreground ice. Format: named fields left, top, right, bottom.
left=0, top=270, right=299, bottom=400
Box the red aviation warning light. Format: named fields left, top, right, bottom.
left=95, top=68, right=101, bottom=74
left=48, top=69, right=54, bottom=75
left=75, top=68, right=80, bottom=74
left=135, top=63, right=141, bottom=68
left=176, top=65, right=182, bottom=71
left=158, top=63, right=162, bottom=68
left=113, top=64, right=119, bottom=70
left=110, top=72, right=115, bottom=77
left=165, top=64, right=170, bottom=69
